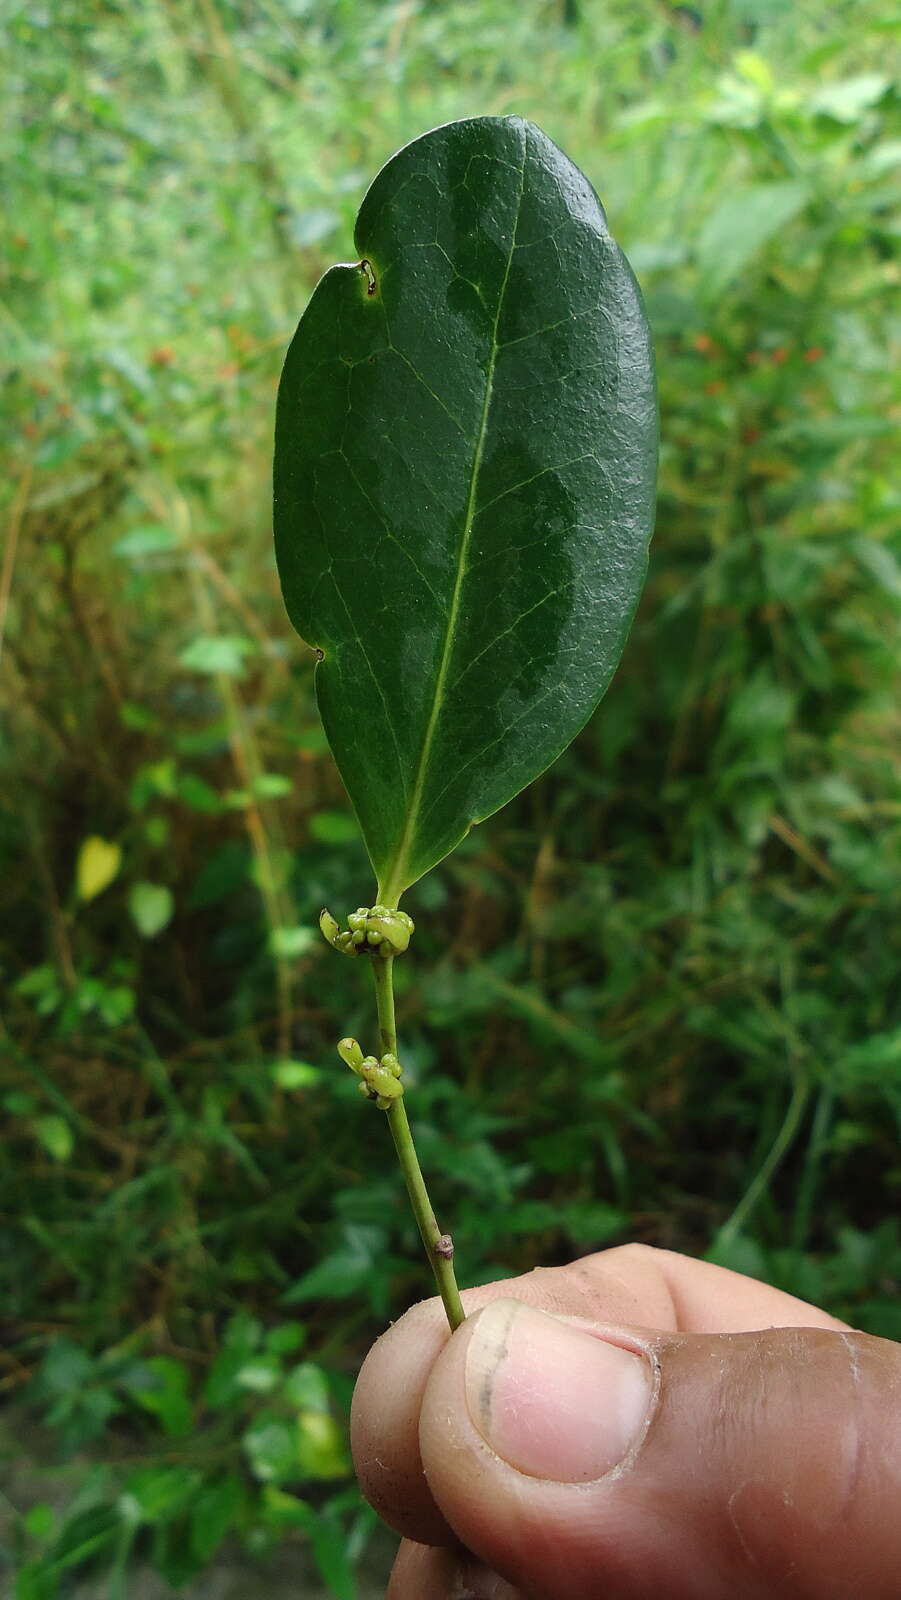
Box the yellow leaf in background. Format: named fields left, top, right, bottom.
left=734, top=50, right=774, bottom=94
left=295, top=1409, right=349, bottom=1480
left=76, top=835, right=121, bottom=902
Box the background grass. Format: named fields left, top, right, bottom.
left=2, top=1, right=899, bottom=1594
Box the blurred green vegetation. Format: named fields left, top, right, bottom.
left=1, top=0, right=899, bottom=1594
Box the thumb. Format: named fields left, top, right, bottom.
left=415, top=1298, right=901, bottom=1600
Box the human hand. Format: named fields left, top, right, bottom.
left=351, top=1244, right=901, bottom=1598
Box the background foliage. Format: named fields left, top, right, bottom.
left=1, top=1, right=899, bottom=1594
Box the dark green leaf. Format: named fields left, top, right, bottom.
left=45, top=1505, right=121, bottom=1573
left=282, top=1361, right=329, bottom=1411
left=308, top=1504, right=358, bottom=1600
left=23, top=1503, right=55, bottom=1541
left=280, top=1247, right=372, bottom=1305
left=176, top=772, right=222, bottom=812
left=121, top=1465, right=199, bottom=1525
left=243, top=1419, right=297, bottom=1484
left=39, top=1340, right=93, bottom=1394
left=189, top=1473, right=243, bottom=1564
left=265, top=1321, right=306, bottom=1355
left=203, top=1315, right=263, bottom=1409
left=281, top=1224, right=384, bottom=1304
left=15, top=1562, right=56, bottom=1600
left=32, top=1113, right=74, bottom=1162
left=125, top=1356, right=193, bottom=1437
left=275, top=116, right=656, bottom=899
left=309, top=808, right=360, bottom=844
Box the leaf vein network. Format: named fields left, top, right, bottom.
left=338, top=451, right=445, bottom=609
left=446, top=584, right=564, bottom=698
left=327, top=567, right=408, bottom=797
left=418, top=677, right=562, bottom=833
left=475, top=453, right=598, bottom=517
left=385, top=344, right=472, bottom=441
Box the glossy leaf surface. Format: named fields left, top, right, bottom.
left=275, top=116, right=656, bottom=902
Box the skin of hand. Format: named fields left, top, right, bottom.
left=350, top=1244, right=901, bottom=1599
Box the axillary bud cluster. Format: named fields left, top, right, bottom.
left=319, top=904, right=414, bottom=958
left=337, top=1037, right=404, bottom=1109
left=321, top=905, right=414, bottom=1107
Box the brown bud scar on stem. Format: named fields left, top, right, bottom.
left=434, top=1234, right=454, bottom=1260
left=359, top=258, right=377, bottom=296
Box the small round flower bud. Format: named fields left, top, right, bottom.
left=367, top=908, right=414, bottom=955
left=366, top=1065, right=403, bottom=1101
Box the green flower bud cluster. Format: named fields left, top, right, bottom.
left=319, top=904, right=414, bottom=958
left=336, top=1036, right=404, bottom=1109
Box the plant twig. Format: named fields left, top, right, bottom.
left=371, top=956, right=465, bottom=1331
left=0, top=463, right=31, bottom=668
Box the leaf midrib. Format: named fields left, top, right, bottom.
left=378, top=142, right=527, bottom=905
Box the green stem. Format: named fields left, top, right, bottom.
left=717, top=1068, right=810, bottom=1248
left=792, top=1083, right=834, bottom=1251
left=371, top=956, right=465, bottom=1330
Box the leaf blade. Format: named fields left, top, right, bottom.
left=275, top=116, right=656, bottom=899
